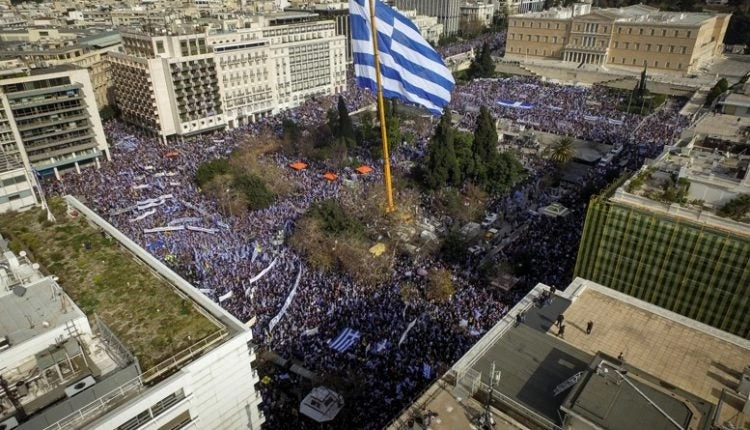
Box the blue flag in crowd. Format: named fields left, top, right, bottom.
left=349, top=0, right=455, bottom=115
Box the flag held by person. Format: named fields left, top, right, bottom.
left=329, top=328, right=362, bottom=353
left=349, top=0, right=454, bottom=115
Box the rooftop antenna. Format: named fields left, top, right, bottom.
left=475, top=361, right=501, bottom=429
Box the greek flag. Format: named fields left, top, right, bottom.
left=329, top=328, right=361, bottom=353
left=350, top=0, right=454, bottom=115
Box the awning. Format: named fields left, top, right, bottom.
left=322, top=172, right=338, bottom=181
left=355, top=165, right=373, bottom=174
left=290, top=161, right=308, bottom=170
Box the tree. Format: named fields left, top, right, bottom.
left=337, top=95, right=355, bottom=148
left=472, top=106, right=499, bottom=186
left=233, top=174, right=275, bottom=210
left=196, top=158, right=230, bottom=187
left=454, top=131, right=476, bottom=183
left=467, top=42, right=495, bottom=80
left=423, top=109, right=461, bottom=189
left=358, top=110, right=376, bottom=147
left=547, top=136, right=576, bottom=166
left=459, top=17, right=485, bottom=39
left=425, top=268, right=455, bottom=303
left=706, top=78, right=729, bottom=106
left=717, top=194, right=750, bottom=221
left=486, top=152, right=524, bottom=194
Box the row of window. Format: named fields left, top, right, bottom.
left=511, top=20, right=695, bottom=39
left=613, top=41, right=688, bottom=54
left=610, top=56, right=683, bottom=69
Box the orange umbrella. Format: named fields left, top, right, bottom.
left=355, top=165, right=373, bottom=175
left=290, top=161, right=308, bottom=170
left=322, top=172, right=338, bottom=181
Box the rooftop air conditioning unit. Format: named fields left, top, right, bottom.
left=0, top=416, right=19, bottom=430
left=64, top=376, right=96, bottom=398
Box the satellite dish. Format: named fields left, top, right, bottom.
left=19, top=251, right=26, bottom=257
left=32, top=263, right=40, bottom=270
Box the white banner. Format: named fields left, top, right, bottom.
left=143, top=226, right=185, bottom=234
left=268, top=264, right=303, bottom=332
left=129, top=209, right=156, bottom=223
left=218, top=290, right=233, bottom=302
left=303, top=327, right=319, bottom=336
left=186, top=225, right=218, bottom=234
left=398, top=317, right=418, bottom=347
left=244, top=258, right=278, bottom=296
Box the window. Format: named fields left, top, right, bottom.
left=618, top=27, right=622, bottom=34
left=634, top=43, right=640, bottom=50
left=156, top=41, right=165, bottom=54
left=678, top=63, right=683, bottom=69
left=674, top=30, right=679, bottom=36
left=628, top=28, right=632, bottom=34
left=624, top=42, right=629, bottom=49
left=681, top=46, right=687, bottom=54
left=657, top=44, right=662, bottom=52
left=632, top=58, right=636, bottom=65
left=646, top=44, right=651, bottom=51
left=686, top=31, right=691, bottom=38
left=639, top=28, right=643, bottom=35
left=662, top=29, right=667, bottom=36
left=669, top=45, right=674, bottom=53
left=650, top=29, right=655, bottom=36
left=666, top=62, right=671, bottom=68
left=614, top=42, right=619, bottom=48
left=654, top=61, right=659, bottom=68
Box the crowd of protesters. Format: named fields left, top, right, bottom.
left=45, top=57, right=690, bottom=428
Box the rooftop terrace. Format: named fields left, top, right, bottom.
left=391, top=280, right=750, bottom=429
left=0, top=197, right=224, bottom=372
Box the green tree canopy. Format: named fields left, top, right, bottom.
left=717, top=194, right=750, bottom=221
left=467, top=42, right=495, bottom=79
left=423, top=109, right=461, bottom=189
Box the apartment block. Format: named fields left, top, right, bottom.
left=0, top=66, right=110, bottom=179
left=505, top=4, right=730, bottom=75
left=460, top=1, right=495, bottom=27
left=394, top=0, right=461, bottom=36
left=109, top=19, right=346, bottom=140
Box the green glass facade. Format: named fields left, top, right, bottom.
left=575, top=199, right=750, bottom=338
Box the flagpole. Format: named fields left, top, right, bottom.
left=368, top=0, right=395, bottom=213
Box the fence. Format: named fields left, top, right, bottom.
left=94, top=314, right=139, bottom=371
left=140, top=329, right=228, bottom=384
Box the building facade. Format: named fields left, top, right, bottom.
left=0, top=155, right=37, bottom=213
left=110, top=20, right=346, bottom=139
left=460, top=1, right=495, bottom=27
left=394, top=0, right=461, bottom=36
left=575, top=145, right=750, bottom=338
left=0, top=67, right=110, bottom=179
left=505, top=4, right=731, bottom=75
left=0, top=197, right=265, bottom=430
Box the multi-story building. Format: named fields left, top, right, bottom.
left=394, top=0, right=461, bottom=36
left=0, top=154, right=37, bottom=214
left=389, top=278, right=750, bottom=429
left=460, top=1, right=495, bottom=27
left=575, top=136, right=750, bottom=337
left=501, top=0, right=545, bottom=15
left=0, top=66, right=110, bottom=179
left=0, top=195, right=264, bottom=430
left=110, top=19, right=347, bottom=140
left=0, top=29, right=122, bottom=109
left=505, top=3, right=731, bottom=75
left=399, top=9, right=444, bottom=45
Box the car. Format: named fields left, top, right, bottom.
left=485, top=228, right=499, bottom=239
left=481, top=213, right=498, bottom=228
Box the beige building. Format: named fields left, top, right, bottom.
left=110, top=18, right=346, bottom=140
left=460, top=1, right=495, bottom=27
left=506, top=3, right=731, bottom=75
left=0, top=66, right=110, bottom=179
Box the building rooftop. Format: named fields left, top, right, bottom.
left=0, top=197, right=224, bottom=373
left=557, top=280, right=750, bottom=427
left=693, top=113, right=750, bottom=142
left=513, top=4, right=720, bottom=26
left=393, top=279, right=750, bottom=429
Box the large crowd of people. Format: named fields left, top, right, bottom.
left=45, top=55, right=691, bottom=428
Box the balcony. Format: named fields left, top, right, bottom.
left=16, top=113, right=90, bottom=133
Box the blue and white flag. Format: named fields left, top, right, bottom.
left=329, top=328, right=362, bottom=353
left=497, top=99, right=534, bottom=109
left=422, top=362, right=432, bottom=379
left=350, top=0, right=454, bottom=115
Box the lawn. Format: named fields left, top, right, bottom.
left=0, top=197, right=221, bottom=371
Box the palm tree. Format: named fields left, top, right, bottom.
left=547, top=136, right=575, bottom=166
